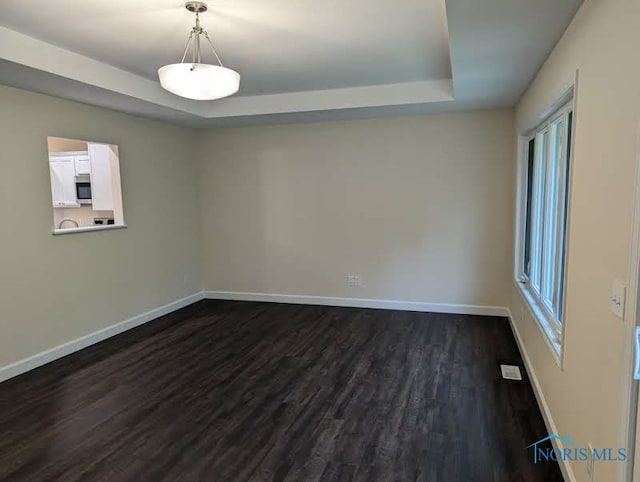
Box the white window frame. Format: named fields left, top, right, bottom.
left=515, top=91, right=576, bottom=364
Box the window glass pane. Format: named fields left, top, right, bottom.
left=541, top=116, right=564, bottom=309
left=557, top=111, right=573, bottom=322
left=523, top=138, right=535, bottom=278
left=530, top=129, right=547, bottom=294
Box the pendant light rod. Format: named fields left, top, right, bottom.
left=204, top=32, right=224, bottom=67
left=180, top=32, right=194, bottom=63
left=179, top=2, right=225, bottom=67
left=193, top=11, right=202, bottom=64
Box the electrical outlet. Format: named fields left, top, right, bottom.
left=586, top=443, right=594, bottom=480
left=345, top=275, right=362, bottom=287
left=610, top=280, right=626, bottom=319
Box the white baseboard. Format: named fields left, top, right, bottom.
left=507, top=309, right=576, bottom=482
left=203, top=290, right=510, bottom=317
left=0, top=291, right=205, bottom=384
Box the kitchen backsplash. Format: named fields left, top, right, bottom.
left=53, top=206, right=115, bottom=229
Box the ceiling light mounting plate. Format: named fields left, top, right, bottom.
left=185, top=1, right=208, bottom=13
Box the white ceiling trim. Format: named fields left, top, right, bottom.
left=0, top=26, right=452, bottom=123
left=0, top=26, right=195, bottom=114
left=199, top=80, right=454, bottom=118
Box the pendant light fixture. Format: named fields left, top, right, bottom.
left=158, top=1, right=240, bottom=101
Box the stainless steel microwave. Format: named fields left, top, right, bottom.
left=76, top=182, right=92, bottom=202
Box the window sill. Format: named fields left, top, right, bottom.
left=516, top=280, right=564, bottom=369
left=52, top=224, right=127, bottom=235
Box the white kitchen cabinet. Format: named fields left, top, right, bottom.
left=49, top=156, right=79, bottom=207
left=88, top=143, right=115, bottom=211
left=74, top=155, right=91, bottom=175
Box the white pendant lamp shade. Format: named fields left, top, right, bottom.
left=159, top=1, right=240, bottom=101
left=158, top=63, right=240, bottom=100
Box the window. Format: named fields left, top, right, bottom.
left=519, top=101, right=573, bottom=353
left=47, top=136, right=126, bottom=234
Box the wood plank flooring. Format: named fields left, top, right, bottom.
left=0, top=300, right=563, bottom=481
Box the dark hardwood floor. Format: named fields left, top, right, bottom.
left=0, top=300, right=562, bottom=482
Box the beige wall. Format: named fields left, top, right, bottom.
left=198, top=110, right=515, bottom=306
left=0, top=86, right=202, bottom=368
left=511, top=1, right=640, bottom=481
left=47, top=137, right=88, bottom=153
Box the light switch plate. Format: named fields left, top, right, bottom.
left=611, top=279, right=626, bottom=319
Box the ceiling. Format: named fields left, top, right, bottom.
left=0, top=0, right=583, bottom=127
